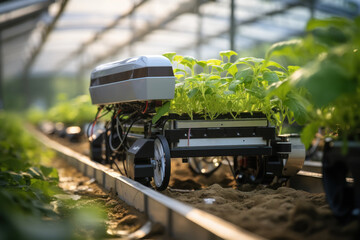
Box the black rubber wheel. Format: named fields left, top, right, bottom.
left=152, top=135, right=171, bottom=191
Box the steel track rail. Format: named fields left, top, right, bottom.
left=30, top=127, right=263, bottom=240
left=289, top=167, right=353, bottom=193
left=289, top=170, right=324, bottom=193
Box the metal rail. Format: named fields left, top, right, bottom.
left=289, top=163, right=353, bottom=193
left=30, top=127, right=263, bottom=240
left=289, top=170, right=324, bottom=193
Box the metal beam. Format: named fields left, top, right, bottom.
left=196, top=0, right=203, bottom=59
left=81, top=0, right=208, bottom=71
left=57, top=0, right=148, bottom=71
left=0, top=0, right=53, bottom=30
left=315, top=2, right=359, bottom=18
left=230, top=0, right=235, bottom=51
left=21, top=0, right=69, bottom=106
left=177, top=1, right=303, bottom=53
left=1, top=18, right=39, bottom=42
left=0, top=31, right=3, bottom=109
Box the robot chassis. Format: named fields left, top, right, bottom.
left=89, top=56, right=305, bottom=191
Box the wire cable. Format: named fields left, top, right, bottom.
left=112, top=159, right=125, bottom=176
left=225, top=157, right=237, bottom=181
left=108, top=117, right=126, bottom=152
left=87, top=107, right=111, bottom=141
left=142, top=101, right=148, bottom=114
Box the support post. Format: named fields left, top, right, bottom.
left=196, top=0, right=203, bottom=59
left=230, top=0, right=236, bottom=52
left=0, top=31, right=3, bottom=109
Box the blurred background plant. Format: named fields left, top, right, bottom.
left=26, top=94, right=97, bottom=127
left=0, top=112, right=107, bottom=240
left=266, top=16, right=360, bottom=148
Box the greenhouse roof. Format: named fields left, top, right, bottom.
left=1, top=0, right=359, bottom=80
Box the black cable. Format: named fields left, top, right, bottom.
left=121, top=116, right=142, bottom=176
left=122, top=157, right=127, bottom=176
left=86, top=107, right=101, bottom=139
left=86, top=109, right=111, bottom=140
left=112, top=159, right=125, bottom=176
left=107, top=114, right=141, bottom=176
left=225, top=157, right=237, bottom=181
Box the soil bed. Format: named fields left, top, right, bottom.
left=51, top=156, right=166, bottom=239
left=49, top=134, right=359, bottom=240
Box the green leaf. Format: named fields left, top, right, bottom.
left=301, top=122, right=319, bottom=149
left=264, top=61, right=287, bottom=72
left=222, top=62, right=232, bottom=71
left=206, top=59, right=222, bottom=66
left=6, top=171, right=24, bottom=184
left=228, top=80, right=241, bottom=92
left=162, top=52, right=176, bottom=62
left=311, top=27, right=350, bottom=46
left=246, top=86, right=266, bottom=99
left=173, top=55, right=184, bottom=62
left=290, top=60, right=356, bottom=107
left=236, top=68, right=253, bottom=83
left=187, top=88, right=199, bottom=98
left=206, top=80, right=219, bottom=87
left=265, top=39, right=303, bottom=60
left=174, top=74, right=185, bottom=80
left=197, top=60, right=208, bottom=71
left=205, top=88, right=213, bottom=95
left=239, top=57, right=263, bottom=63
left=181, top=56, right=197, bottom=69
left=152, top=102, right=170, bottom=124
left=208, top=75, right=221, bottom=80
left=224, top=90, right=235, bottom=95
left=27, top=167, right=45, bottom=180
left=211, top=65, right=223, bottom=72
left=227, top=101, right=233, bottom=109
left=263, top=71, right=280, bottom=84
left=284, top=92, right=309, bottom=125
left=219, top=50, right=238, bottom=62
left=227, top=64, right=238, bottom=77
left=174, top=69, right=186, bottom=74
left=306, top=17, right=351, bottom=32
left=40, top=166, right=58, bottom=179
left=267, top=80, right=291, bottom=100
left=185, top=77, right=198, bottom=83
left=287, top=66, right=300, bottom=75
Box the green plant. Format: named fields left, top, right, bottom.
left=266, top=17, right=360, bottom=148
left=157, top=51, right=308, bottom=134
left=47, top=94, right=97, bottom=126
left=0, top=112, right=107, bottom=239
left=0, top=112, right=64, bottom=239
